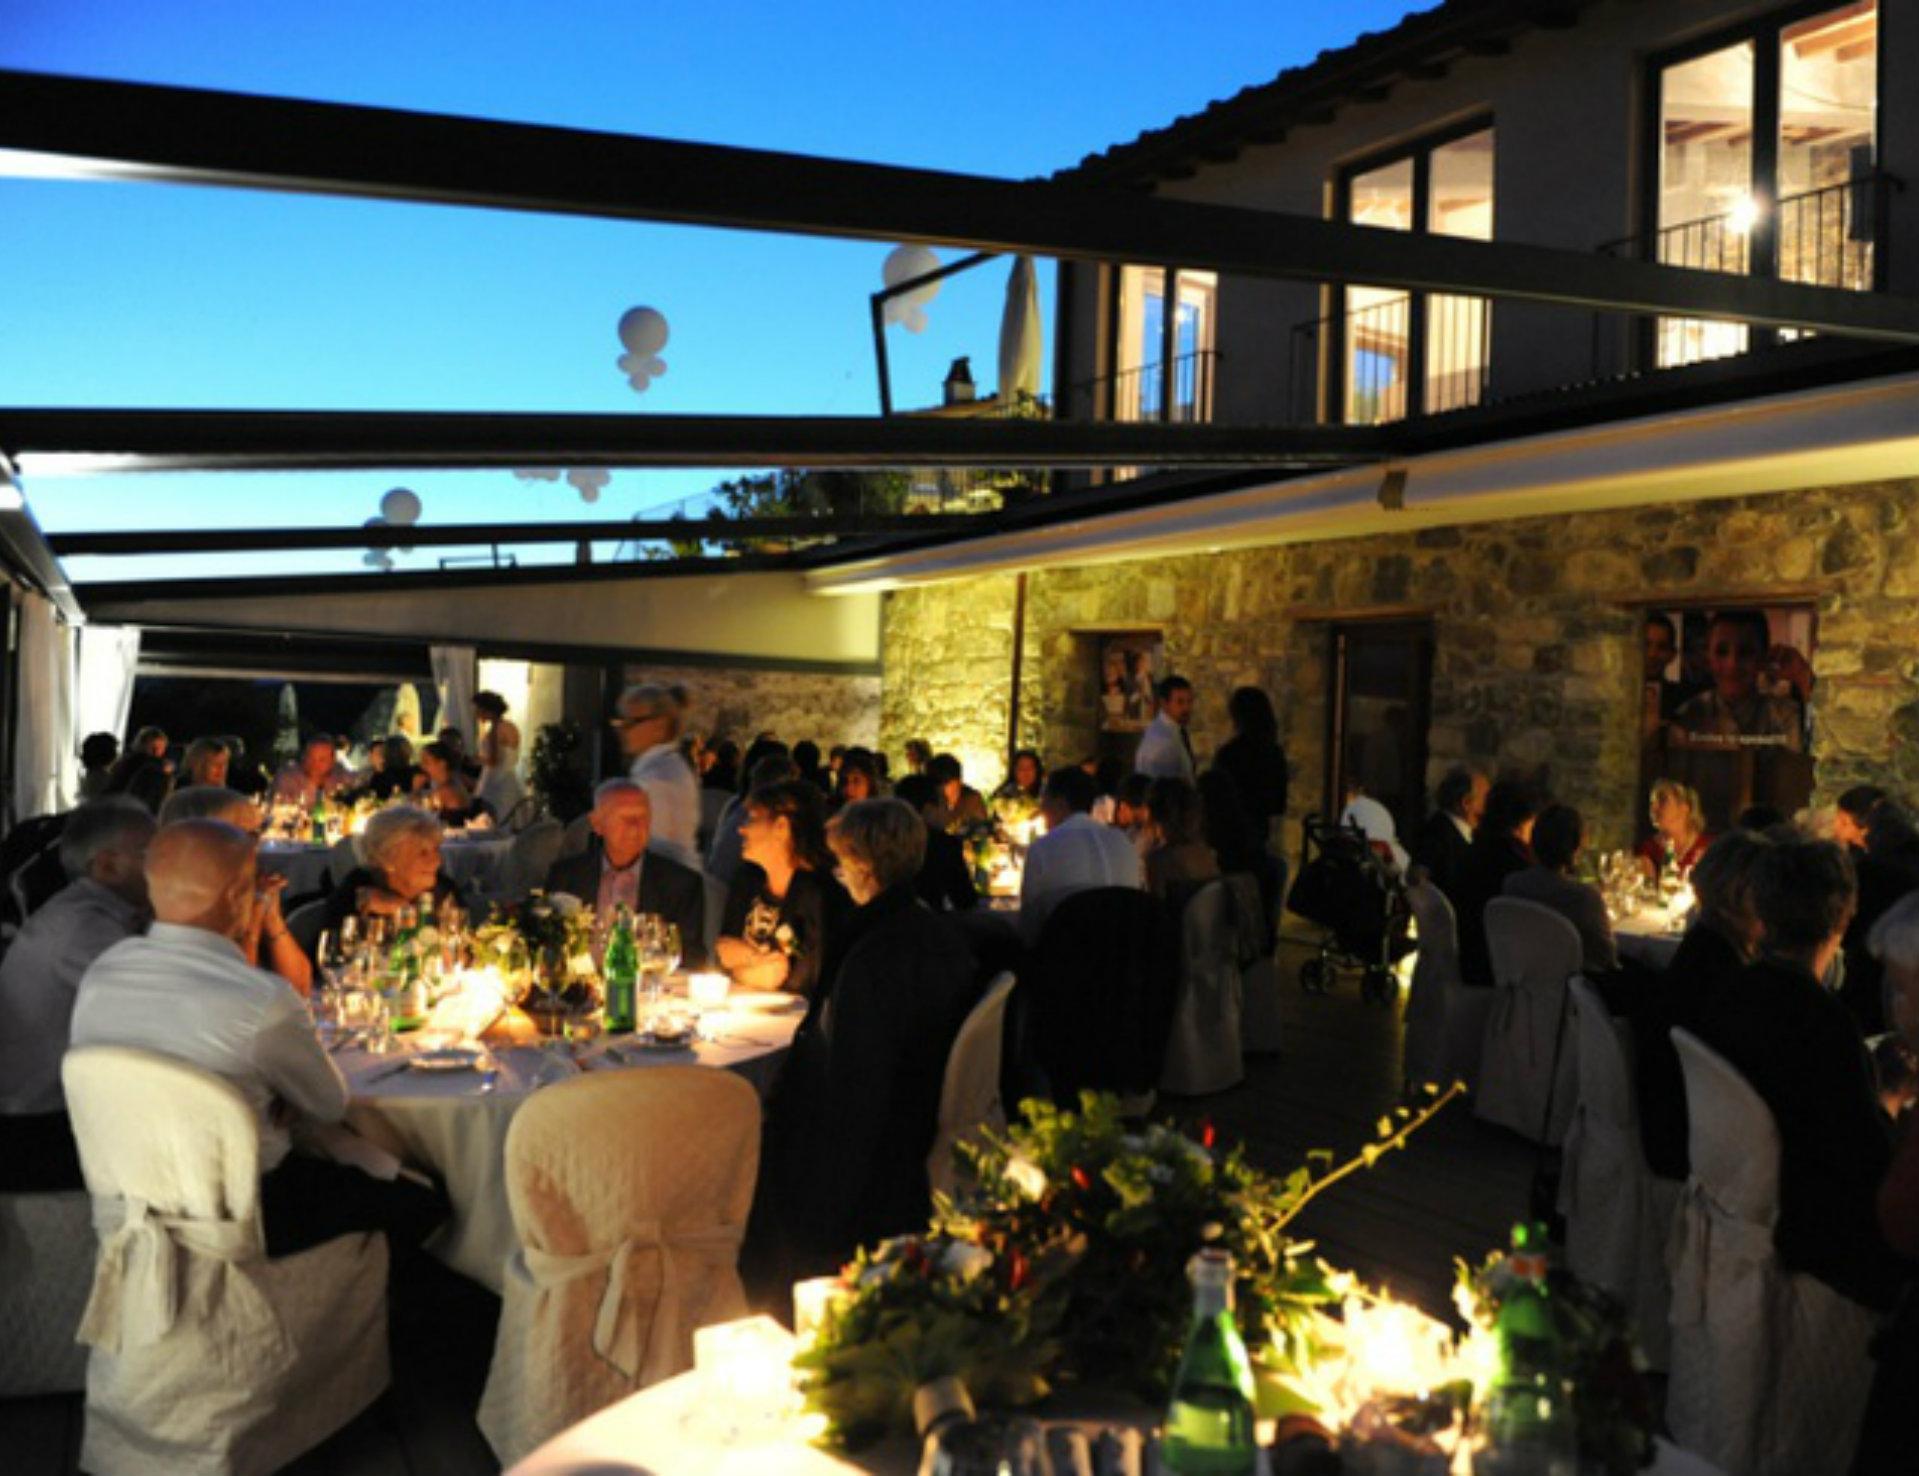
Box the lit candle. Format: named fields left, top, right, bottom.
left=791, top=1276, right=845, bottom=1347
left=688, top=972, right=731, bottom=1009
left=692, top=1315, right=797, bottom=1442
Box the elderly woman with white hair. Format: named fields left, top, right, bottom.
left=310, top=805, right=460, bottom=956
left=159, top=785, right=312, bottom=995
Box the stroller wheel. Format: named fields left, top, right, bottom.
left=1299, top=957, right=1328, bottom=994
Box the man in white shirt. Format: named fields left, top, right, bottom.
left=269, top=733, right=354, bottom=808
left=1019, top=767, right=1143, bottom=943
left=615, top=682, right=702, bottom=870
left=0, top=798, right=154, bottom=1191
left=1134, top=675, right=1197, bottom=782
left=69, top=819, right=443, bottom=1257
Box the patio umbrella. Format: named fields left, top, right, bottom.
left=273, top=684, right=300, bottom=764
left=997, top=255, right=1043, bottom=405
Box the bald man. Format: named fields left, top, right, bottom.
left=70, top=820, right=444, bottom=1257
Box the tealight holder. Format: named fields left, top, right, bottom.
left=791, top=1276, right=846, bottom=1348
left=688, top=971, right=730, bottom=1040
left=691, top=1315, right=797, bottom=1445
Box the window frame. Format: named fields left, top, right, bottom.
left=1329, top=114, right=1495, bottom=425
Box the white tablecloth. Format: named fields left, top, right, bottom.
left=507, top=1368, right=1726, bottom=1476
left=344, top=998, right=800, bottom=1291
left=1615, top=907, right=1687, bottom=969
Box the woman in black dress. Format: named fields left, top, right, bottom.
left=715, top=778, right=851, bottom=999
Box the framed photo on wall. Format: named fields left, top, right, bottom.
left=1097, top=632, right=1163, bottom=733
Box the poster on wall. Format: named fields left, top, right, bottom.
left=1641, top=605, right=1816, bottom=833
left=1098, top=633, right=1163, bottom=732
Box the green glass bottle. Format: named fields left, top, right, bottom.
left=604, top=906, right=638, bottom=1033
left=1161, top=1248, right=1257, bottom=1476
left=386, top=904, right=425, bottom=1031
left=1475, top=1223, right=1577, bottom=1476
left=309, top=796, right=328, bottom=845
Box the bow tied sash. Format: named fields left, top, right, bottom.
left=522, top=1219, right=746, bottom=1383
left=1667, top=1177, right=1778, bottom=1329
left=76, top=1196, right=292, bottom=1371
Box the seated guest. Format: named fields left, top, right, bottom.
left=129, top=725, right=170, bottom=762
left=68, top=820, right=444, bottom=1259
left=438, top=725, right=483, bottom=784
left=179, top=736, right=231, bottom=789
left=160, top=786, right=312, bottom=995
left=1635, top=829, right=1773, bottom=1181
left=412, top=740, right=482, bottom=826
left=77, top=731, right=119, bottom=800
left=902, top=738, right=932, bottom=776
left=716, top=779, right=851, bottom=997
left=222, top=735, right=271, bottom=797
left=103, top=750, right=174, bottom=815
left=1834, top=784, right=1890, bottom=853
left=1696, top=839, right=1903, bottom=1311
left=0, top=799, right=155, bottom=1191
left=315, top=805, right=462, bottom=947
left=708, top=750, right=797, bottom=890
left=1637, top=778, right=1711, bottom=875
left=1454, top=779, right=1540, bottom=986
left=892, top=774, right=977, bottom=913
left=271, top=733, right=354, bottom=809
left=1087, top=755, right=1125, bottom=824
left=544, top=781, right=704, bottom=966
left=1338, top=774, right=1410, bottom=874
left=924, top=753, right=989, bottom=834
left=1143, top=777, right=1220, bottom=908
left=1019, top=766, right=1140, bottom=942
left=761, top=798, right=978, bottom=1271
left=365, top=735, right=418, bottom=801
left=1503, top=804, right=1617, bottom=975
left=1413, top=764, right=1488, bottom=902
left=831, top=750, right=880, bottom=812
left=1113, top=773, right=1155, bottom=856
left=996, top=749, right=1044, bottom=805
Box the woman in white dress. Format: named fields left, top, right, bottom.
left=472, top=690, right=526, bottom=822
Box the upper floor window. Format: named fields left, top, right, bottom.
left=1335, top=124, right=1494, bottom=424
left=1652, top=0, right=1879, bottom=367
left=1112, top=265, right=1217, bottom=422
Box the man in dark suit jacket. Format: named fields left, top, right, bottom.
left=1411, top=764, right=1486, bottom=903
left=1696, top=838, right=1903, bottom=1312
left=544, top=780, right=706, bottom=968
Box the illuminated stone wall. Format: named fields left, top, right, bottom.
left=623, top=663, right=880, bottom=750
left=879, top=479, right=1919, bottom=848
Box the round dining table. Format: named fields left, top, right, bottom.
left=1614, top=901, right=1689, bottom=969
left=341, top=997, right=801, bottom=1292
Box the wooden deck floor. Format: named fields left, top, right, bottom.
left=3, top=945, right=1537, bottom=1475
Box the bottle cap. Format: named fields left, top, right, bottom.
left=1188, top=1247, right=1234, bottom=1287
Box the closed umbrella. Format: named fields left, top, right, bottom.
left=996, top=255, right=1043, bottom=405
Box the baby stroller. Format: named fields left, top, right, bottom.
left=1284, top=814, right=1411, bottom=1003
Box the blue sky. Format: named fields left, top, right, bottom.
left=2, top=0, right=1428, bottom=581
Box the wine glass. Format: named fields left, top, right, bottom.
left=656, top=921, right=683, bottom=982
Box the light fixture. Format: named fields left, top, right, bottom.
left=1726, top=193, right=1763, bottom=237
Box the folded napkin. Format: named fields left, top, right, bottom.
left=497, top=1045, right=582, bottom=1088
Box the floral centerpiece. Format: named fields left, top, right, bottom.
left=796, top=1085, right=1463, bottom=1448
left=471, top=891, right=600, bottom=1026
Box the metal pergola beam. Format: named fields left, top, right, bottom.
left=6, top=70, right=1919, bottom=339
left=49, top=513, right=993, bottom=556
left=2, top=408, right=1390, bottom=475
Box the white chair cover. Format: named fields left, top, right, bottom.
left=1665, top=1030, right=1878, bottom=1476
left=1401, top=880, right=1494, bottom=1091
left=0, top=1189, right=94, bottom=1395
left=489, top=816, right=565, bottom=907
left=1556, top=978, right=1678, bottom=1369
left=478, top=1065, right=760, bottom=1469
left=1474, top=897, right=1580, bottom=1143
left=1229, top=874, right=1283, bottom=1053
left=1160, top=880, right=1244, bottom=1096
left=62, top=1047, right=389, bottom=1476
left=928, top=972, right=1017, bottom=1198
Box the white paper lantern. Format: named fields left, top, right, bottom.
left=881, top=244, right=942, bottom=332
left=380, top=487, right=423, bottom=526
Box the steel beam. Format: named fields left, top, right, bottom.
left=5, top=71, right=1919, bottom=339
left=3, top=408, right=1390, bottom=474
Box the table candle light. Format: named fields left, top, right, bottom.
left=692, top=1315, right=797, bottom=1443
left=791, top=1276, right=845, bottom=1348
left=688, top=971, right=730, bottom=1009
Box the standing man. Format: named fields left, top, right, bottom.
left=1134, top=675, right=1197, bottom=782
left=1412, top=764, right=1488, bottom=902
left=614, top=683, right=701, bottom=870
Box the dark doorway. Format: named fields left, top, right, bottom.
left=1326, top=620, right=1434, bottom=838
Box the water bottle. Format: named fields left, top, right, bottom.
left=1474, top=1223, right=1577, bottom=1476
left=604, top=906, right=638, bottom=1033
left=310, top=796, right=328, bottom=845
left=1162, top=1248, right=1258, bottom=1475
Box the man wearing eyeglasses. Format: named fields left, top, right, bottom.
left=612, top=683, right=700, bottom=870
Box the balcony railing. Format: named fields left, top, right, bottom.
left=1289, top=294, right=1491, bottom=424
left=1083, top=349, right=1218, bottom=424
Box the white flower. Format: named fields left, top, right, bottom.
left=937, top=1242, right=994, bottom=1282
left=1002, top=1153, right=1049, bottom=1200
left=548, top=892, right=584, bottom=916
left=567, top=952, right=595, bottom=978
left=1146, top=1163, right=1174, bottom=1185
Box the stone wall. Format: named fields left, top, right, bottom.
left=880, top=478, right=1919, bottom=849
left=624, top=663, right=880, bottom=750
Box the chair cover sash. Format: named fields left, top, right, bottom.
left=77, top=1195, right=292, bottom=1373
left=520, top=1219, right=744, bottom=1383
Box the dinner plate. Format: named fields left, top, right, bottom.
left=410, top=1046, right=484, bottom=1072
left=729, top=991, right=805, bottom=1014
